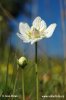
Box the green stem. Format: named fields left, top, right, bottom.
left=35, top=42, right=39, bottom=100
left=12, top=65, right=19, bottom=100
left=6, top=62, right=9, bottom=87
left=6, top=43, right=11, bottom=87
left=22, top=68, right=25, bottom=100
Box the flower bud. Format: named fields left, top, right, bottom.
left=17, top=57, right=27, bottom=69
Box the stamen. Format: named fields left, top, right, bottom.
left=31, top=28, right=40, bottom=39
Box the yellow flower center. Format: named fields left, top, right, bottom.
left=30, top=27, right=40, bottom=39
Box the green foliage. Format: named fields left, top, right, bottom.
left=0, top=53, right=65, bottom=100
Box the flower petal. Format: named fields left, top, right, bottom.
left=19, top=22, right=30, bottom=34
left=32, top=17, right=41, bottom=30
left=40, top=20, right=47, bottom=31
left=33, top=16, right=47, bottom=31
left=31, top=37, right=42, bottom=44
left=17, top=33, right=31, bottom=43
left=44, top=23, right=57, bottom=38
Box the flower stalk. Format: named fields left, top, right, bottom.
left=22, top=68, right=25, bottom=100
left=35, top=42, right=39, bottom=100
left=12, top=65, right=19, bottom=100
left=6, top=40, right=11, bottom=87
left=17, top=56, right=27, bottom=100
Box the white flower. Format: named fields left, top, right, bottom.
left=17, top=16, right=57, bottom=44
